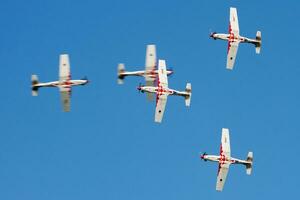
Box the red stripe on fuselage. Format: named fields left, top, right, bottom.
left=156, top=79, right=160, bottom=106
left=227, top=24, right=233, bottom=53
left=218, top=144, right=227, bottom=175
left=227, top=23, right=236, bottom=54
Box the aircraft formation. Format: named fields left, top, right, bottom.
left=31, top=7, right=260, bottom=191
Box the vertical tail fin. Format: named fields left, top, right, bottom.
left=31, top=74, right=39, bottom=96
left=255, top=31, right=261, bottom=54
left=117, top=63, right=125, bottom=84
left=185, top=83, right=192, bottom=107
left=246, top=152, right=253, bottom=175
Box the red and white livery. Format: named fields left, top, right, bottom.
left=117, top=45, right=173, bottom=100
left=200, top=128, right=253, bottom=191
left=137, top=59, right=191, bottom=123
left=31, top=54, right=89, bottom=112
left=210, top=7, right=261, bottom=70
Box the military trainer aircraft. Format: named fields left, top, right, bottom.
left=200, top=128, right=253, bottom=191
left=117, top=45, right=173, bottom=85
left=31, top=54, right=89, bottom=112
left=137, top=59, right=191, bottom=123
left=210, top=7, right=261, bottom=70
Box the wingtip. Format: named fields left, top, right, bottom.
left=226, top=66, right=234, bottom=70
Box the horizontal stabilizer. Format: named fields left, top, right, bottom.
left=185, top=83, right=192, bottom=107
left=256, top=31, right=261, bottom=41
left=31, top=74, right=39, bottom=96
left=31, top=74, right=39, bottom=84
left=255, top=31, right=261, bottom=54
left=246, top=152, right=253, bottom=175
left=117, top=63, right=125, bottom=84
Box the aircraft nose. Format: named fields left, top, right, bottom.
left=209, top=32, right=216, bottom=38
left=200, top=152, right=207, bottom=160
left=137, top=83, right=144, bottom=91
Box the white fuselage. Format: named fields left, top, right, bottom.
left=33, top=79, right=88, bottom=88
left=211, top=33, right=259, bottom=45
left=138, top=85, right=189, bottom=97
left=120, top=69, right=173, bottom=79
left=201, top=154, right=251, bottom=165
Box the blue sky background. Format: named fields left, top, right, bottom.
left=0, top=0, right=299, bottom=199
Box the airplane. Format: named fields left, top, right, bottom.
left=137, top=59, right=191, bottom=123
left=31, top=54, right=89, bottom=112
left=117, top=45, right=173, bottom=100
left=200, top=128, right=253, bottom=191
left=210, top=7, right=262, bottom=70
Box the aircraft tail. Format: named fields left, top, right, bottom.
left=185, top=83, right=192, bottom=107
left=117, top=63, right=126, bottom=84
left=255, top=31, right=261, bottom=54
left=245, top=152, right=253, bottom=175
left=31, top=74, right=39, bottom=96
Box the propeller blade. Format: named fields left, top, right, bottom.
left=137, top=83, right=142, bottom=93
left=199, top=152, right=207, bottom=160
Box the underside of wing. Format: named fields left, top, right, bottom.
left=216, top=163, right=230, bottom=191
left=146, top=93, right=154, bottom=101
left=230, top=7, right=239, bottom=36
left=221, top=128, right=231, bottom=158
left=227, top=41, right=239, bottom=70
left=59, top=54, right=71, bottom=81
left=145, top=45, right=156, bottom=71
left=145, top=45, right=157, bottom=85
left=60, top=87, right=71, bottom=112
left=158, top=60, right=168, bottom=88
left=145, top=77, right=155, bottom=88
left=155, top=94, right=168, bottom=123
left=146, top=80, right=155, bottom=87
left=146, top=80, right=155, bottom=101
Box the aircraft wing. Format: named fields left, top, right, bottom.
left=59, top=54, right=71, bottom=81
left=144, top=45, right=157, bottom=100
left=146, top=89, right=154, bottom=101
left=145, top=45, right=157, bottom=72
left=155, top=94, right=168, bottom=123
left=145, top=45, right=157, bottom=86
left=216, top=163, right=230, bottom=191
left=229, top=7, right=239, bottom=36
left=60, top=87, right=71, bottom=112
left=154, top=60, right=169, bottom=123
left=215, top=128, right=231, bottom=191
left=226, top=41, right=239, bottom=70
left=158, top=59, right=168, bottom=88
left=221, top=128, right=231, bottom=158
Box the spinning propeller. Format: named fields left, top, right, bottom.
left=137, top=83, right=144, bottom=93
left=209, top=28, right=217, bottom=39
left=200, top=152, right=208, bottom=161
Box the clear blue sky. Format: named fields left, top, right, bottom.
left=0, top=0, right=299, bottom=199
